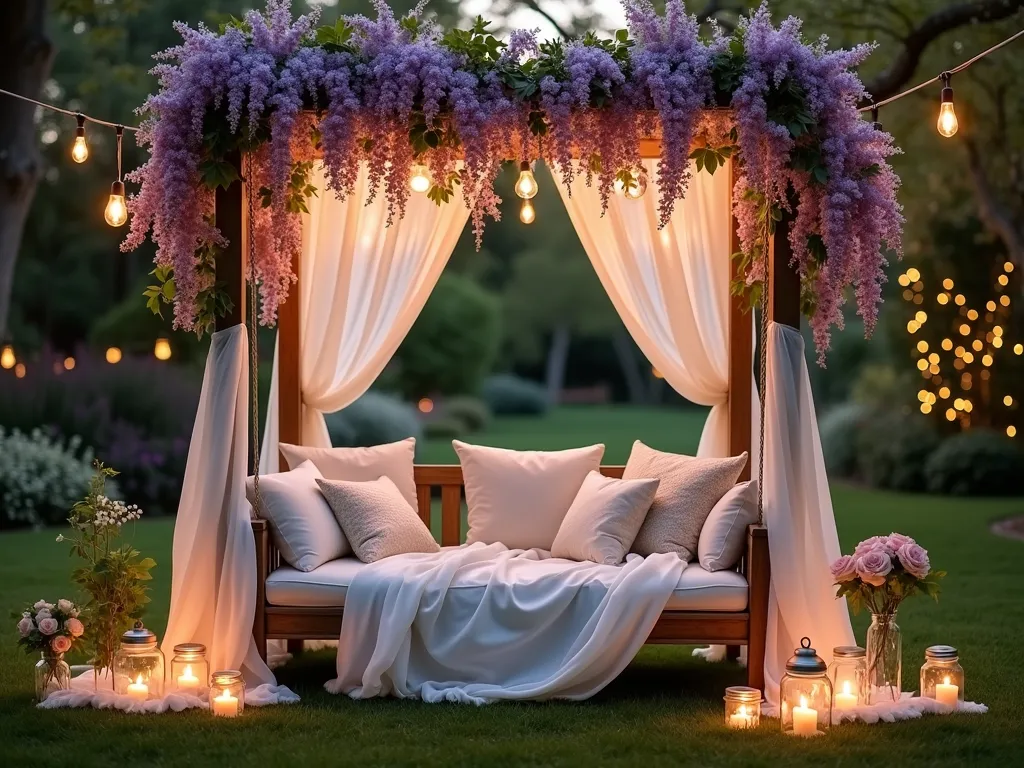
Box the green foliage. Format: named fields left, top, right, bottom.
left=259, top=160, right=319, bottom=215
left=440, top=396, right=491, bottom=433
left=313, top=18, right=357, bottom=54
left=924, top=429, right=1024, bottom=496
left=856, top=409, right=940, bottom=492
left=392, top=274, right=501, bottom=399
left=441, top=17, right=506, bottom=70
left=689, top=143, right=734, bottom=175
left=835, top=567, right=945, bottom=617
left=818, top=401, right=870, bottom=478
left=423, top=417, right=465, bottom=441
left=91, top=285, right=206, bottom=364
left=324, top=391, right=423, bottom=451
left=481, top=374, right=550, bottom=417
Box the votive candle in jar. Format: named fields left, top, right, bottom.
left=724, top=686, right=761, bottom=729
left=780, top=638, right=832, bottom=737
left=920, top=645, right=964, bottom=709
left=828, top=645, right=867, bottom=712
left=170, top=642, right=209, bottom=694
left=209, top=670, right=245, bottom=718
left=113, top=621, right=165, bottom=701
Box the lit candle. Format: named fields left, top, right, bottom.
left=126, top=674, right=149, bottom=701
left=212, top=688, right=239, bottom=718
left=935, top=676, right=959, bottom=708
left=728, top=704, right=755, bottom=729
left=177, top=664, right=200, bottom=691
left=834, top=680, right=858, bottom=711
left=792, top=696, right=819, bottom=736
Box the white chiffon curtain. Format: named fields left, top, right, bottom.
left=260, top=162, right=471, bottom=473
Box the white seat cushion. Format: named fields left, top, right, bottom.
left=266, top=557, right=748, bottom=612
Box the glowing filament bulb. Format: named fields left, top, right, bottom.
left=154, top=337, right=172, bottom=361
left=70, top=113, right=89, bottom=163
left=514, top=161, right=538, bottom=199
left=937, top=74, right=958, bottom=137
left=104, top=181, right=128, bottom=227
left=519, top=198, right=536, bottom=224
left=409, top=164, right=431, bottom=193
left=0, top=344, right=14, bottom=369
left=614, top=171, right=648, bottom=200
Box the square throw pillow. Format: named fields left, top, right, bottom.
left=625, top=441, right=748, bottom=561
left=316, top=476, right=439, bottom=563
left=551, top=470, right=659, bottom=565
left=698, top=480, right=759, bottom=571
left=454, top=441, right=605, bottom=551
left=246, top=460, right=350, bottom=572
left=279, top=438, right=417, bottom=511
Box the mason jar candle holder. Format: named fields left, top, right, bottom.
left=920, top=645, right=964, bottom=708
left=113, top=621, right=165, bottom=701
left=209, top=670, right=245, bottom=717
left=780, top=638, right=832, bottom=737
left=829, top=646, right=867, bottom=712
left=724, top=686, right=761, bottom=729
left=170, top=643, right=209, bottom=694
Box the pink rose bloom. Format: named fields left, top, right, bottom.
left=17, top=617, right=34, bottom=637
left=855, top=550, right=893, bottom=587
left=854, top=535, right=894, bottom=559
left=65, top=618, right=85, bottom=638
left=37, top=617, right=59, bottom=635
left=50, top=635, right=72, bottom=654
left=830, top=555, right=858, bottom=583
left=897, top=542, right=931, bottom=579
left=886, top=533, right=915, bottom=552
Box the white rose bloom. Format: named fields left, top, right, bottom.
left=57, top=599, right=74, bottom=613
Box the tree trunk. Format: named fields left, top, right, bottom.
left=0, top=1, right=53, bottom=338
left=612, top=329, right=648, bottom=405
left=545, top=324, right=571, bottom=405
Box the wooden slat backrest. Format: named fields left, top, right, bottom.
left=413, top=464, right=625, bottom=546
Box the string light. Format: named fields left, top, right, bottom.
left=154, top=337, right=172, bottom=361
left=1008, top=426, right=1017, bottom=438
left=105, top=347, right=122, bottom=364
left=14, top=363, right=26, bottom=379
left=104, top=126, right=128, bottom=227
left=614, top=170, right=648, bottom=200
left=514, top=161, right=539, bottom=200
left=936, top=73, right=958, bottom=137
left=409, top=163, right=431, bottom=193
left=0, top=344, right=14, bottom=370
left=71, top=113, right=89, bottom=163
left=519, top=198, right=536, bottom=224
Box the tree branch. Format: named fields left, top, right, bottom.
left=963, top=135, right=1024, bottom=269
left=863, top=0, right=1024, bottom=103
left=518, top=0, right=574, bottom=41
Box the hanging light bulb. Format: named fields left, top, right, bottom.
left=614, top=170, right=648, bottom=200
left=514, top=160, right=538, bottom=200
left=519, top=198, right=536, bottom=224
left=154, top=337, right=172, bottom=361
left=0, top=343, right=15, bottom=370
left=870, top=106, right=883, bottom=132
left=937, top=73, right=958, bottom=138
left=409, top=163, right=431, bottom=193
left=71, top=113, right=89, bottom=163
left=104, top=126, right=128, bottom=226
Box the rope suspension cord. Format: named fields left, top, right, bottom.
left=245, top=154, right=264, bottom=519
left=756, top=236, right=770, bottom=527
left=859, top=26, right=1024, bottom=113
left=0, top=87, right=140, bottom=132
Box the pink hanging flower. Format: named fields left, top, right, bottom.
left=50, top=635, right=73, bottom=654
left=854, top=550, right=892, bottom=587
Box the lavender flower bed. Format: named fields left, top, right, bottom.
left=126, top=0, right=903, bottom=360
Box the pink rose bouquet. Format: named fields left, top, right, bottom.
left=13, top=598, right=86, bottom=658
left=831, top=533, right=944, bottom=616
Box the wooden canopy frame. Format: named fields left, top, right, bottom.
left=213, top=135, right=802, bottom=693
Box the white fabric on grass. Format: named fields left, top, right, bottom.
left=326, top=543, right=685, bottom=704
left=762, top=690, right=988, bottom=723
left=259, top=161, right=471, bottom=473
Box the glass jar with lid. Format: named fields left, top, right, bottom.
left=724, top=686, right=761, bottom=729
left=780, top=637, right=832, bottom=737
left=920, top=645, right=964, bottom=708
left=170, top=642, right=208, bottom=694
left=113, top=620, right=165, bottom=700
left=829, top=645, right=867, bottom=712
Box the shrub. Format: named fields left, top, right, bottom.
left=393, top=274, right=501, bottom=399
left=818, top=401, right=870, bottom=478
left=856, top=409, right=940, bottom=492
left=423, top=417, right=465, bottom=442
left=0, top=428, right=120, bottom=529
left=924, top=430, right=1024, bottom=496
left=88, top=290, right=207, bottom=364
left=482, top=374, right=550, bottom=416
left=325, top=391, right=423, bottom=450
left=441, top=396, right=491, bottom=433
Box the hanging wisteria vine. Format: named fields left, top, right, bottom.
left=126, top=0, right=903, bottom=360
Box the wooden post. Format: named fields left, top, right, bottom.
left=768, top=213, right=801, bottom=329
left=277, top=248, right=302, bottom=468
left=214, top=150, right=245, bottom=331
left=727, top=158, right=753, bottom=482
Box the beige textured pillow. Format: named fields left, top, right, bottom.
left=551, top=470, right=659, bottom=565
left=625, top=441, right=748, bottom=561
left=698, top=480, right=759, bottom=571
left=454, top=441, right=605, bottom=551
left=279, top=438, right=417, bottom=510
left=315, top=476, right=439, bottom=563
left=246, top=460, right=350, bottom=572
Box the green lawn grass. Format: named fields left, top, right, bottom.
left=1, top=406, right=1022, bottom=767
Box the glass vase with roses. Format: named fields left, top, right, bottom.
left=831, top=534, right=944, bottom=703
left=14, top=598, right=86, bottom=701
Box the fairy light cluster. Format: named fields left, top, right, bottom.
left=901, top=260, right=1020, bottom=437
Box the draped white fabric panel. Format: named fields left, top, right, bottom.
left=162, top=326, right=279, bottom=687
left=762, top=322, right=855, bottom=706
left=260, top=162, right=472, bottom=472
left=555, top=158, right=757, bottom=461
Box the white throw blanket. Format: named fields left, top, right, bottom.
left=325, top=542, right=686, bottom=704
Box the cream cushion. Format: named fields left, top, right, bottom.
left=551, top=471, right=659, bottom=565
left=625, top=441, right=748, bottom=561
left=454, top=441, right=605, bottom=551
left=246, top=460, right=349, bottom=572
left=316, top=476, right=439, bottom=563
left=699, top=481, right=759, bottom=571
left=279, top=438, right=417, bottom=510
left=266, top=556, right=748, bottom=612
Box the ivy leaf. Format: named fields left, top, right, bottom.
left=813, top=166, right=829, bottom=185
left=198, top=159, right=240, bottom=191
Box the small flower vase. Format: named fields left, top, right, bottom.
left=34, top=652, right=71, bottom=702
left=866, top=612, right=902, bottom=703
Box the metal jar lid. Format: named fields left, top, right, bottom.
left=833, top=645, right=866, bottom=659
left=785, top=637, right=828, bottom=675
left=211, top=669, right=244, bottom=686
left=173, top=642, right=207, bottom=656
left=121, top=620, right=157, bottom=647
left=724, top=686, right=762, bottom=703
left=925, top=645, right=959, bottom=661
